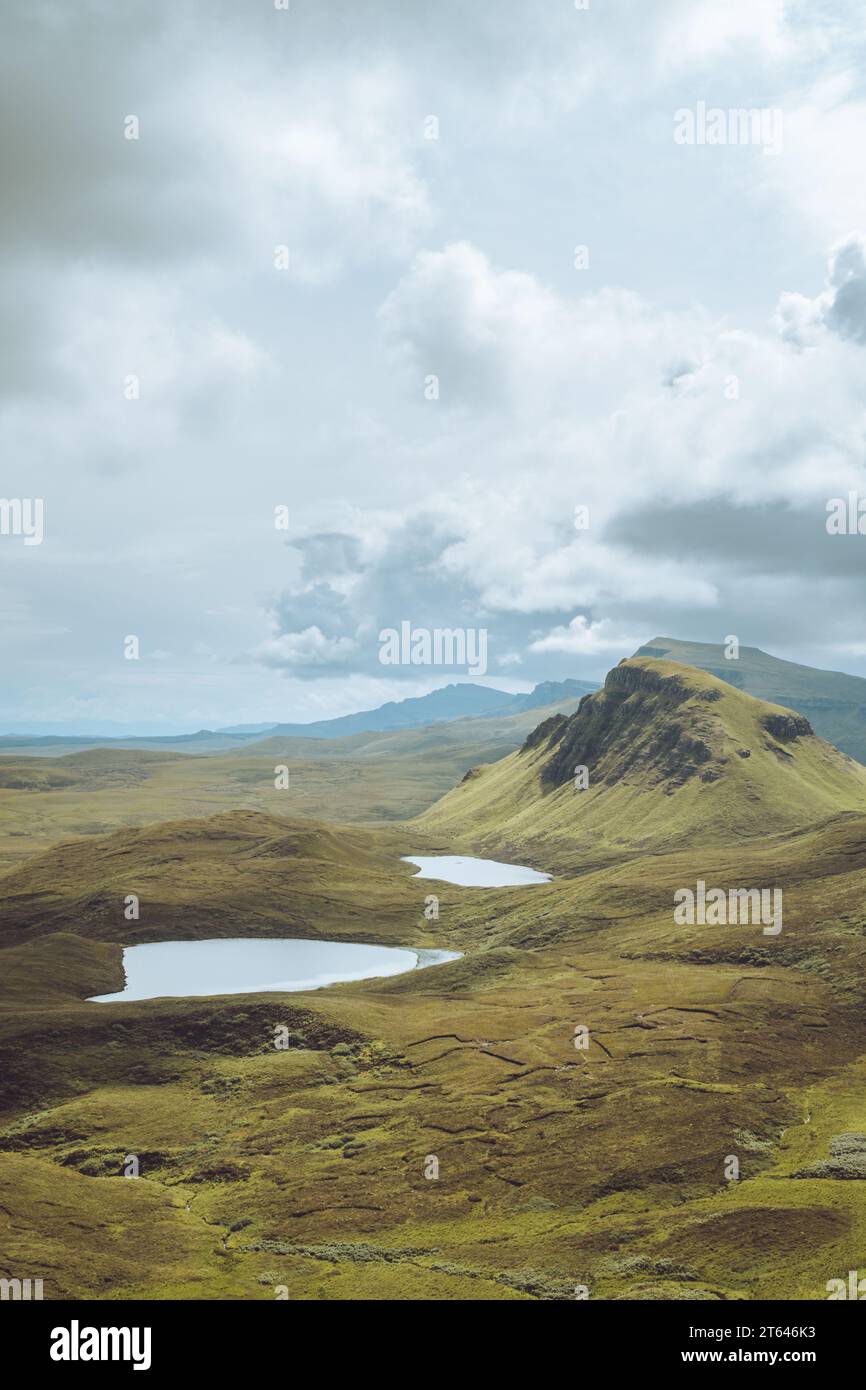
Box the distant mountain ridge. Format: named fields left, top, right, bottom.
left=261, top=682, right=514, bottom=738
left=492, top=680, right=597, bottom=717
left=258, top=678, right=597, bottom=738
left=0, top=679, right=596, bottom=756
left=635, top=637, right=866, bottom=765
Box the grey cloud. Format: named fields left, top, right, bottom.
left=8, top=0, right=866, bottom=730
left=825, top=237, right=866, bottom=344
left=291, top=534, right=365, bottom=583
left=0, top=7, right=227, bottom=265
left=261, top=521, right=602, bottom=681
left=776, top=234, right=866, bottom=348
left=273, top=580, right=356, bottom=641
left=608, top=498, right=866, bottom=582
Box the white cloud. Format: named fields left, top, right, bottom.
left=380, top=236, right=866, bottom=518
left=206, top=63, right=433, bottom=282
left=528, top=616, right=642, bottom=657
left=255, top=628, right=359, bottom=670
left=657, top=0, right=794, bottom=68
left=380, top=240, right=713, bottom=422
left=762, top=76, right=866, bottom=247
left=775, top=233, right=866, bottom=346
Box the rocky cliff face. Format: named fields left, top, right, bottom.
left=525, top=659, right=724, bottom=792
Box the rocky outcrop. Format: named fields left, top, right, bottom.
left=526, top=662, right=720, bottom=791
left=763, top=712, right=813, bottom=742
left=520, top=713, right=568, bottom=754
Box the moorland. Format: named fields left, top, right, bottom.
left=2, top=653, right=866, bottom=1301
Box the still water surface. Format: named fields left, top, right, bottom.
left=90, top=937, right=462, bottom=1003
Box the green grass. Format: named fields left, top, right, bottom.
left=0, top=699, right=581, bottom=874
left=2, top=658, right=866, bottom=1300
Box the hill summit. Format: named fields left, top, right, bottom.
left=418, top=658, right=866, bottom=868
left=634, top=637, right=866, bottom=764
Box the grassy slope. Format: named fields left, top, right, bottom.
left=0, top=698, right=581, bottom=875
left=3, top=660, right=866, bottom=1299
left=418, top=658, right=866, bottom=868
left=639, top=636, right=866, bottom=764
left=0, top=811, right=422, bottom=953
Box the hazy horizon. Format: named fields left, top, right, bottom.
left=4, top=632, right=866, bottom=737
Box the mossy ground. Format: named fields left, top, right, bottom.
left=2, top=662, right=866, bottom=1300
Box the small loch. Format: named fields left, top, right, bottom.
left=89, top=937, right=462, bottom=1003
left=402, top=855, right=552, bottom=887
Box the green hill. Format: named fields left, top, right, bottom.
left=418, top=657, right=866, bottom=868
left=0, top=810, right=419, bottom=959
left=635, top=637, right=866, bottom=765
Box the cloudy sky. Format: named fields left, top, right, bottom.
left=3, top=0, right=866, bottom=732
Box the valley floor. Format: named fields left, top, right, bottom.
left=3, top=808, right=866, bottom=1299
